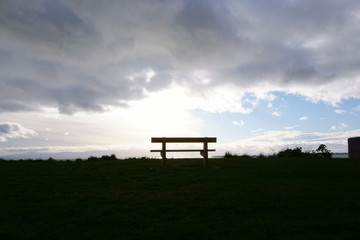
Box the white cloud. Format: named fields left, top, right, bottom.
left=272, top=111, right=281, bottom=117
left=0, top=123, right=37, bottom=142
left=335, top=109, right=346, bottom=114
left=232, top=120, right=245, bottom=126
left=354, top=105, right=360, bottom=111
left=251, top=128, right=264, bottom=133
left=186, top=86, right=254, bottom=114
left=330, top=122, right=349, bottom=131
left=285, top=125, right=298, bottom=130
left=299, top=116, right=308, bottom=121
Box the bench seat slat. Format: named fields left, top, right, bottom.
left=151, top=137, right=216, bottom=143
left=151, top=149, right=216, bottom=152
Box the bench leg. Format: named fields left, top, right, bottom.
left=200, top=151, right=208, bottom=168
left=161, top=139, right=167, bottom=168
left=161, top=151, right=166, bottom=168
left=203, top=153, right=208, bottom=168
left=202, top=139, right=209, bottom=168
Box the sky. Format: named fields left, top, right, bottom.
left=1, top=0, right=360, bottom=159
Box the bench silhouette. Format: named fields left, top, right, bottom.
left=150, top=137, right=217, bottom=168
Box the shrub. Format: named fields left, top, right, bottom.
left=87, top=156, right=96, bottom=161
left=100, top=154, right=117, bottom=161
left=224, top=152, right=253, bottom=159
left=224, top=152, right=237, bottom=158
left=126, top=156, right=153, bottom=160
left=276, top=147, right=304, bottom=157
left=276, top=145, right=333, bottom=159
left=87, top=154, right=117, bottom=161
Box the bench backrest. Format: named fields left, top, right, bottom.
left=151, top=137, right=217, bottom=143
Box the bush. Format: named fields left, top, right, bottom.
left=126, top=156, right=153, bottom=160
left=87, top=154, right=117, bottom=161
left=87, top=156, right=98, bottom=161
left=276, top=145, right=333, bottom=159
left=224, top=152, right=238, bottom=158
left=224, top=152, right=253, bottom=159
left=276, top=147, right=304, bottom=157
left=100, top=154, right=117, bottom=161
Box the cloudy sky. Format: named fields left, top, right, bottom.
left=1, top=0, right=360, bottom=159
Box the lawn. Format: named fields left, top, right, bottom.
left=1, top=157, right=360, bottom=240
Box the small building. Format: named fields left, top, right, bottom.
left=348, top=137, right=360, bottom=159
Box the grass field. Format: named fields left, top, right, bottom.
left=1, top=157, right=360, bottom=240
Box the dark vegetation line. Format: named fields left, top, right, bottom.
left=225, top=144, right=333, bottom=159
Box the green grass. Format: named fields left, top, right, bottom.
left=1, top=157, right=360, bottom=240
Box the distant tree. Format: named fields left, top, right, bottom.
left=100, top=154, right=117, bottom=161
left=87, top=156, right=98, bottom=161
left=314, top=144, right=333, bottom=158
left=276, top=147, right=303, bottom=157
left=224, top=152, right=252, bottom=158
left=87, top=154, right=117, bottom=161
left=224, top=152, right=237, bottom=158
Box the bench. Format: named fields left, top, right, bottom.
left=150, top=137, right=217, bottom=168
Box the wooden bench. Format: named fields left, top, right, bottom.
left=150, top=137, right=217, bottom=168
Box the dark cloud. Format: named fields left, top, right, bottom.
left=1, top=76, right=145, bottom=114
left=41, top=0, right=83, bottom=32
left=0, top=124, right=12, bottom=134
left=0, top=101, right=34, bottom=113
left=175, top=0, right=234, bottom=35
left=1, top=0, right=360, bottom=114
